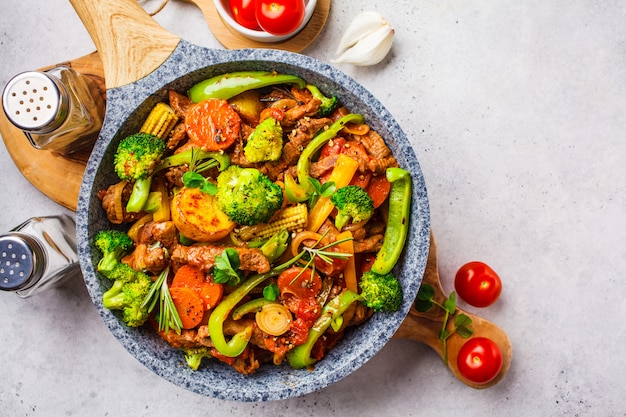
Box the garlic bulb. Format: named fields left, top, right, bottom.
left=332, top=11, right=395, bottom=66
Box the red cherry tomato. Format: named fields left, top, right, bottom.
left=228, top=0, right=261, bottom=30
left=255, top=0, right=305, bottom=36
left=457, top=337, right=503, bottom=384
left=454, top=261, right=502, bottom=307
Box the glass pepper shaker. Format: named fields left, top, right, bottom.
left=1, top=65, right=104, bottom=154
left=0, top=214, right=80, bottom=298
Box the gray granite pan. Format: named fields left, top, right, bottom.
left=73, top=0, right=430, bottom=401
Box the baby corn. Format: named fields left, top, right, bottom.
left=238, top=204, right=308, bottom=241
left=140, top=102, right=179, bottom=139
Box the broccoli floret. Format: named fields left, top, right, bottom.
left=94, top=230, right=134, bottom=274
left=359, top=270, right=403, bottom=312
left=114, top=133, right=166, bottom=213
left=243, top=117, right=283, bottom=163
left=330, top=185, right=374, bottom=230
left=215, top=165, right=283, bottom=226
left=182, top=347, right=213, bottom=370
left=102, top=263, right=152, bottom=327
left=114, top=132, right=165, bottom=180
left=306, top=84, right=339, bottom=117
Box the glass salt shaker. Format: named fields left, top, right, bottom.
left=0, top=214, right=80, bottom=298
left=1, top=65, right=104, bottom=154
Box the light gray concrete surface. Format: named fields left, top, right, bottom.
left=1, top=0, right=624, bottom=415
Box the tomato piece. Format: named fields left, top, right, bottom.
left=277, top=266, right=322, bottom=299
left=457, top=337, right=503, bottom=384
left=319, top=137, right=372, bottom=189
left=313, top=246, right=348, bottom=276
left=255, top=0, right=305, bottom=36
left=320, top=137, right=347, bottom=158
left=366, top=174, right=391, bottom=208
left=228, top=0, right=261, bottom=30
left=454, top=261, right=502, bottom=307
left=185, top=99, right=241, bottom=151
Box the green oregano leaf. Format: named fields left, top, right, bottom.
left=443, top=291, right=457, bottom=314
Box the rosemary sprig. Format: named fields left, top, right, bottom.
left=142, top=267, right=182, bottom=334
left=290, top=231, right=353, bottom=285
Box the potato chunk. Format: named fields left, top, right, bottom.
left=171, top=187, right=235, bottom=242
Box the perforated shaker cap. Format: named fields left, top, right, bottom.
left=2, top=71, right=66, bottom=133
left=0, top=234, right=43, bottom=291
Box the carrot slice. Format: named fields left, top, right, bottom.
left=170, top=286, right=205, bottom=329
left=185, top=99, right=241, bottom=151
left=171, top=264, right=205, bottom=291
left=199, top=281, right=224, bottom=309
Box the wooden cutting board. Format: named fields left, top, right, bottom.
left=0, top=52, right=105, bottom=211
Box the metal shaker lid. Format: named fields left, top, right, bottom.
left=2, top=71, right=67, bottom=133
left=0, top=234, right=43, bottom=291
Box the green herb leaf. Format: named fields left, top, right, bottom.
left=443, top=291, right=457, bottom=314
left=306, top=178, right=336, bottom=208
left=417, top=283, right=435, bottom=301
left=200, top=180, right=217, bottom=195
left=415, top=283, right=435, bottom=312
left=182, top=171, right=206, bottom=189
left=455, top=313, right=474, bottom=338
left=454, top=313, right=472, bottom=328
left=414, top=298, right=433, bottom=312
left=212, top=248, right=243, bottom=286
left=263, top=282, right=279, bottom=301
left=319, top=180, right=336, bottom=197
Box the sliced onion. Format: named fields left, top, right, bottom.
left=290, top=230, right=328, bottom=258
left=255, top=303, right=292, bottom=336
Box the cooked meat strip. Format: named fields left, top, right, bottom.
left=158, top=326, right=213, bottom=349
left=289, top=116, right=332, bottom=148
left=359, top=129, right=391, bottom=160
left=353, top=234, right=384, bottom=253
left=164, top=165, right=187, bottom=188
left=168, top=90, right=193, bottom=119
left=171, top=244, right=271, bottom=274
left=136, top=221, right=178, bottom=249
left=122, top=243, right=168, bottom=274
left=166, top=122, right=187, bottom=149
left=310, top=154, right=339, bottom=178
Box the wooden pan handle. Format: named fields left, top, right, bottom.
left=68, top=0, right=180, bottom=89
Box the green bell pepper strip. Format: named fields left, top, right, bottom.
left=231, top=298, right=275, bottom=321
left=188, top=71, right=307, bottom=103
left=208, top=251, right=305, bottom=357
left=287, top=289, right=363, bottom=369
left=296, top=113, right=365, bottom=194
left=370, top=167, right=412, bottom=275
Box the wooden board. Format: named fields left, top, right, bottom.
left=0, top=52, right=105, bottom=211
left=186, top=0, right=331, bottom=52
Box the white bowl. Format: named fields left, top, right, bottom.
left=214, top=0, right=317, bottom=43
